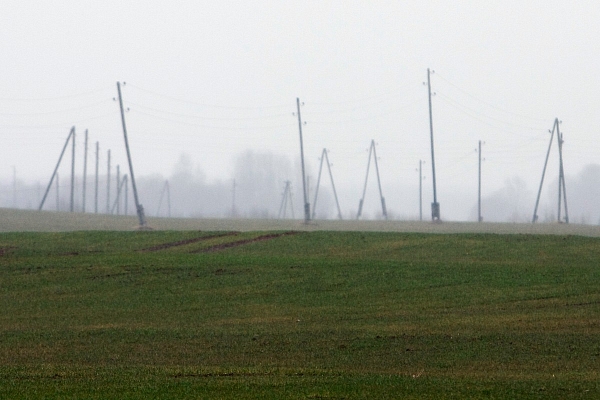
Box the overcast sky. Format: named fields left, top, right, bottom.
left=1, top=1, right=599, bottom=220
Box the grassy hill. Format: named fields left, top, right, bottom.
left=1, top=230, right=599, bottom=398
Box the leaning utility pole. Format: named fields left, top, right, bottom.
left=427, top=68, right=441, bottom=222
left=82, top=129, right=88, bottom=212
left=117, top=81, right=147, bottom=227
left=296, top=98, right=310, bottom=223
left=39, top=126, right=75, bottom=211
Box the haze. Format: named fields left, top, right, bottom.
left=1, top=1, right=599, bottom=223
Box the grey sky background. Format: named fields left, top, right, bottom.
left=1, top=1, right=599, bottom=221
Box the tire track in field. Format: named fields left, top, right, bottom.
left=191, top=231, right=299, bottom=253
left=141, top=232, right=239, bottom=252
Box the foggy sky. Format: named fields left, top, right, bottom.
left=1, top=1, right=599, bottom=221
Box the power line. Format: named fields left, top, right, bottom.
left=126, top=84, right=290, bottom=110
left=435, top=91, right=543, bottom=132
left=434, top=73, right=549, bottom=123
left=128, top=108, right=295, bottom=131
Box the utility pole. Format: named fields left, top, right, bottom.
left=94, top=142, right=99, bottom=214
left=357, top=140, right=387, bottom=220
left=427, top=68, right=440, bottom=222
left=278, top=180, right=295, bottom=219
left=106, top=149, right=111, bottom=214
left=231, top=179, right=237, bottom=217
left=12, top=166, right=16, bottom=208
left=156, top=180, right=171, bottom=217
left=418, top=160, right=424, bottom=221
left=39, top=126, right=75, bottom=211
left=70, top=127, right=76, bottom=212
left=111, top=174, right=126, bottom=215
left=533, top=118, right=568, bottom=223
left=557, top=123, right=569, bottom=223
left=124, top=175, right=129, bottom=216
left=115, top=165, right=120, bottom=215
left=117, top=81, right=147, bottom=227
left=56, top=173, right=60, bottom=211
left=296, top=98, right=310, bottom=223
left=325, top=152, right=343, bottom=220
left=478, top=140, right=483, bottom=222
left=312, top=149, right=343, bottom=220
left=82, top=129, right=88, bottom=213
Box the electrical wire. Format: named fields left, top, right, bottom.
left=308, top=101, right=419, bottom=125
left=125, top=101, right=291, bottom=121
left=435, top=91, right=544, bottom=133
left=129, top=108, right=296, bottom=131
left=126, top=84, right=290, bottom=110
left=0, top=87, right=113, bottom=102
left=434, top=73, right=549, bottom=123
left=0, top=99, right=114, bottom=117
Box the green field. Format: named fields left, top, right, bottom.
left=1, top=229, right=599, bottom=399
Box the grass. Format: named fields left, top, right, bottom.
left=1, top=230, right=599, bottom=398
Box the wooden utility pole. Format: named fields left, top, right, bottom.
left=117, top=81, right=147, bottom=227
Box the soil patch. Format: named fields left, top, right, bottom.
left=192, top=231, right=299, bottom=253
left=141, top=232, right=238, bottom=252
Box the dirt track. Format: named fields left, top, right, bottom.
left=2, top=208, right=600, bottom=237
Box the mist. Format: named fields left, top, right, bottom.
left=3, top=155, right=600, bottom=226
